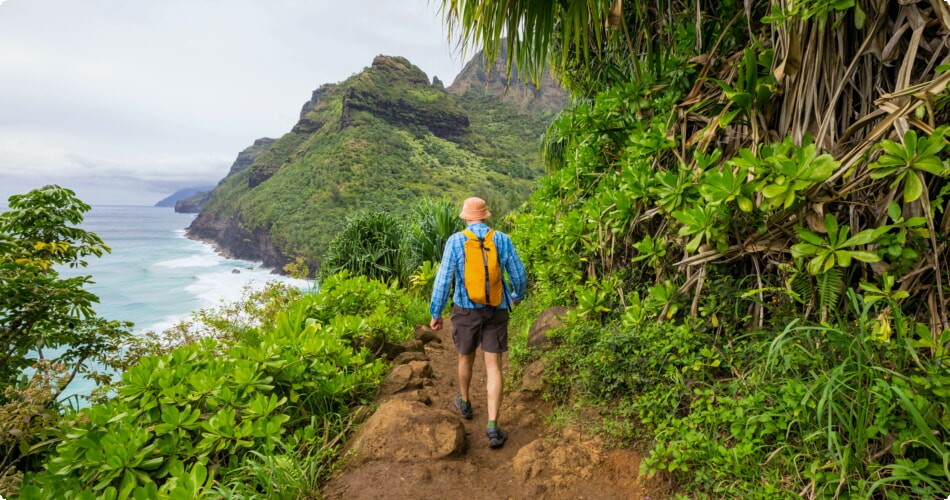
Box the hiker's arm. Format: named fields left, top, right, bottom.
left=429, top=235, right=457, bottom=320
left=504, top=239, right=527, bottom=303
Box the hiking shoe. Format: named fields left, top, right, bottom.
left=486, top=428, right=508, bottom=448
left=455, top=393, right=473, bottom=419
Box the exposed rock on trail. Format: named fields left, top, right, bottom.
left=348, top=399, right=466, bottom=463
left=322, top=319, right=651, bottom=499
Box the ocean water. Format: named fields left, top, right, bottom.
left=56, top=206, right=311, bottom=399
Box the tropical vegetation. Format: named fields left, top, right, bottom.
left=321, top=198, right=465, bottom=287
left=0, top=186, right=431, bottom=498
left=0, top=186, right=134, bottom=494
left=439, top=0, right=950, bottom=496
left=5, top=0, right=950, bottom=497
left=18, top=272, right=426, bottom=499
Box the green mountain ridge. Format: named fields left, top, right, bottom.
left=187, top=53, right=564, bottom=271
left=173, top=138, right=276, bottom=213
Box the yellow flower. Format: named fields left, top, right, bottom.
left=870, top=310, right=893, bottom=343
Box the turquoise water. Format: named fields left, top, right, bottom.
left=56, top=206, right=311, bottom=399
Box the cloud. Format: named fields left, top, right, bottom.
left=0, top=0, right=464, bottom=205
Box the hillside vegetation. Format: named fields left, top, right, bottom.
left=188, top=54, right=563, bottom=270
left=440, top=0, right=950, bottom=497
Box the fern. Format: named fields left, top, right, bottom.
left=818, top=267, right=844, bottom=322
left=790, top=270, right=813, bottom=305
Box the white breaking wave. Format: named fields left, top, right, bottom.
left=138, top=314, right=190, bottom=336
left=186, top=267, right=311, bottom=307
left=151, top=254, right=222, bottom=269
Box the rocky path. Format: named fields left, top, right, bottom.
left=321, top=319, right=656, bottom=499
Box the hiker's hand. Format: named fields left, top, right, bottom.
left=430, top=318, right=443, bottom=331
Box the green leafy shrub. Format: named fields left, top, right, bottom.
left=0, top=363, right=68, bottom=497
left=441, top=0, right=950, bottom=497
left=304, top=271, right=429, bottom=355
left=543, top=286, right=950, bottom=497
left=0, top=186, right=133, bottom=495
left=20, top=273, right=428, bottom=498
left=321, top=211, right=406, bottom=284
left=402, top=198, right=464, bottom=274
left=0, top=185, right=132, bottom=397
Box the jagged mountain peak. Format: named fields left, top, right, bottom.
left=366, top=55, right=431, bottom=85
left=188, top=52, right=563, bottom=271
left=448, top=45, right=567, bottom=114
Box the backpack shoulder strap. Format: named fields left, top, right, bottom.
left=462, top=229, right=478, bottom=241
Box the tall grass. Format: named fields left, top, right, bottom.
left=766, top=291, right=950, bottom=498
left=321, top=211, right=405, bottom=283
left=319, top=198, right=464, bottom=286
left=403, top=197, right=464, bottom=273
left=213, top=415, right=350, bottom=499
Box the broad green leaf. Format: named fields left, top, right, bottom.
left=914, top=157, right=948, bottom=175
left=854, top=3, right=866, bottom=29
left=904, top=130, right=918, bottom=155
left=836, top=251, right=851, bottom=268
left=120, top=470, right=137, bottom=499
left=797, top=229, right=825, bottom=245
left=886, top=201, right=901, bottom=221
left=686, top=235, right=703, bottom=253
left=842, top=228, right=884, bottom=247
left=903, top=171, right=923, bottom=202
left=728, top=91, right=752, bottom=108
left=737, top=197, right=754, bottom=212
left=880, top=140, right=908, bottom=160
left=905, top=216, right=926, bottom=227
left=719, top=109, right=741, bottom=127
left=802, top=154, right=836, bottom=181
left=873, top=154, right=907, bottom=167
left=761, top=184, right=787, bottom=199
left=783, top=190, right=796, bottom=209
left=822, top=255, right=836, bottom=273
left=806, top=255, right=827, bottom=275
left=823, top=214, right=838, bottom=237
left=848, top=251, right=881, bottom=263
left=918, top=136, right=945, bottom=157
left=869, top=166, right=900, bottom=179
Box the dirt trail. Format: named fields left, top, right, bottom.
left=322, top=319, right=658, bottom=499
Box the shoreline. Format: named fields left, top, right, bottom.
left=182, top=227, right=289, bottom=276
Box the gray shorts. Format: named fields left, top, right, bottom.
left=451, top=305, right=509, bottom=354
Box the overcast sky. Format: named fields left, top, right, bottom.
left=0, top=0, right=466, bottom=205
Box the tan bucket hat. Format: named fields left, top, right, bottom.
left=459, top=197, right=491, bottom=220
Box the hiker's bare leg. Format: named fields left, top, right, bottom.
left=484, top=351, right=503, bottom=422
left=458, top=352, right=476, bottom=402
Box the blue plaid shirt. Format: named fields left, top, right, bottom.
left=429, top=222, right=527, bottom=318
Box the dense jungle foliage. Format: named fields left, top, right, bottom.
left=193, top=55, right=555, bottom=268
left=441, top=0, right=950, bottom=497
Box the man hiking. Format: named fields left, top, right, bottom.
left=429, top=197, right=527, bottom=449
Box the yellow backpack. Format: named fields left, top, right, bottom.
left=462, top=229, right=504, bottom=307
